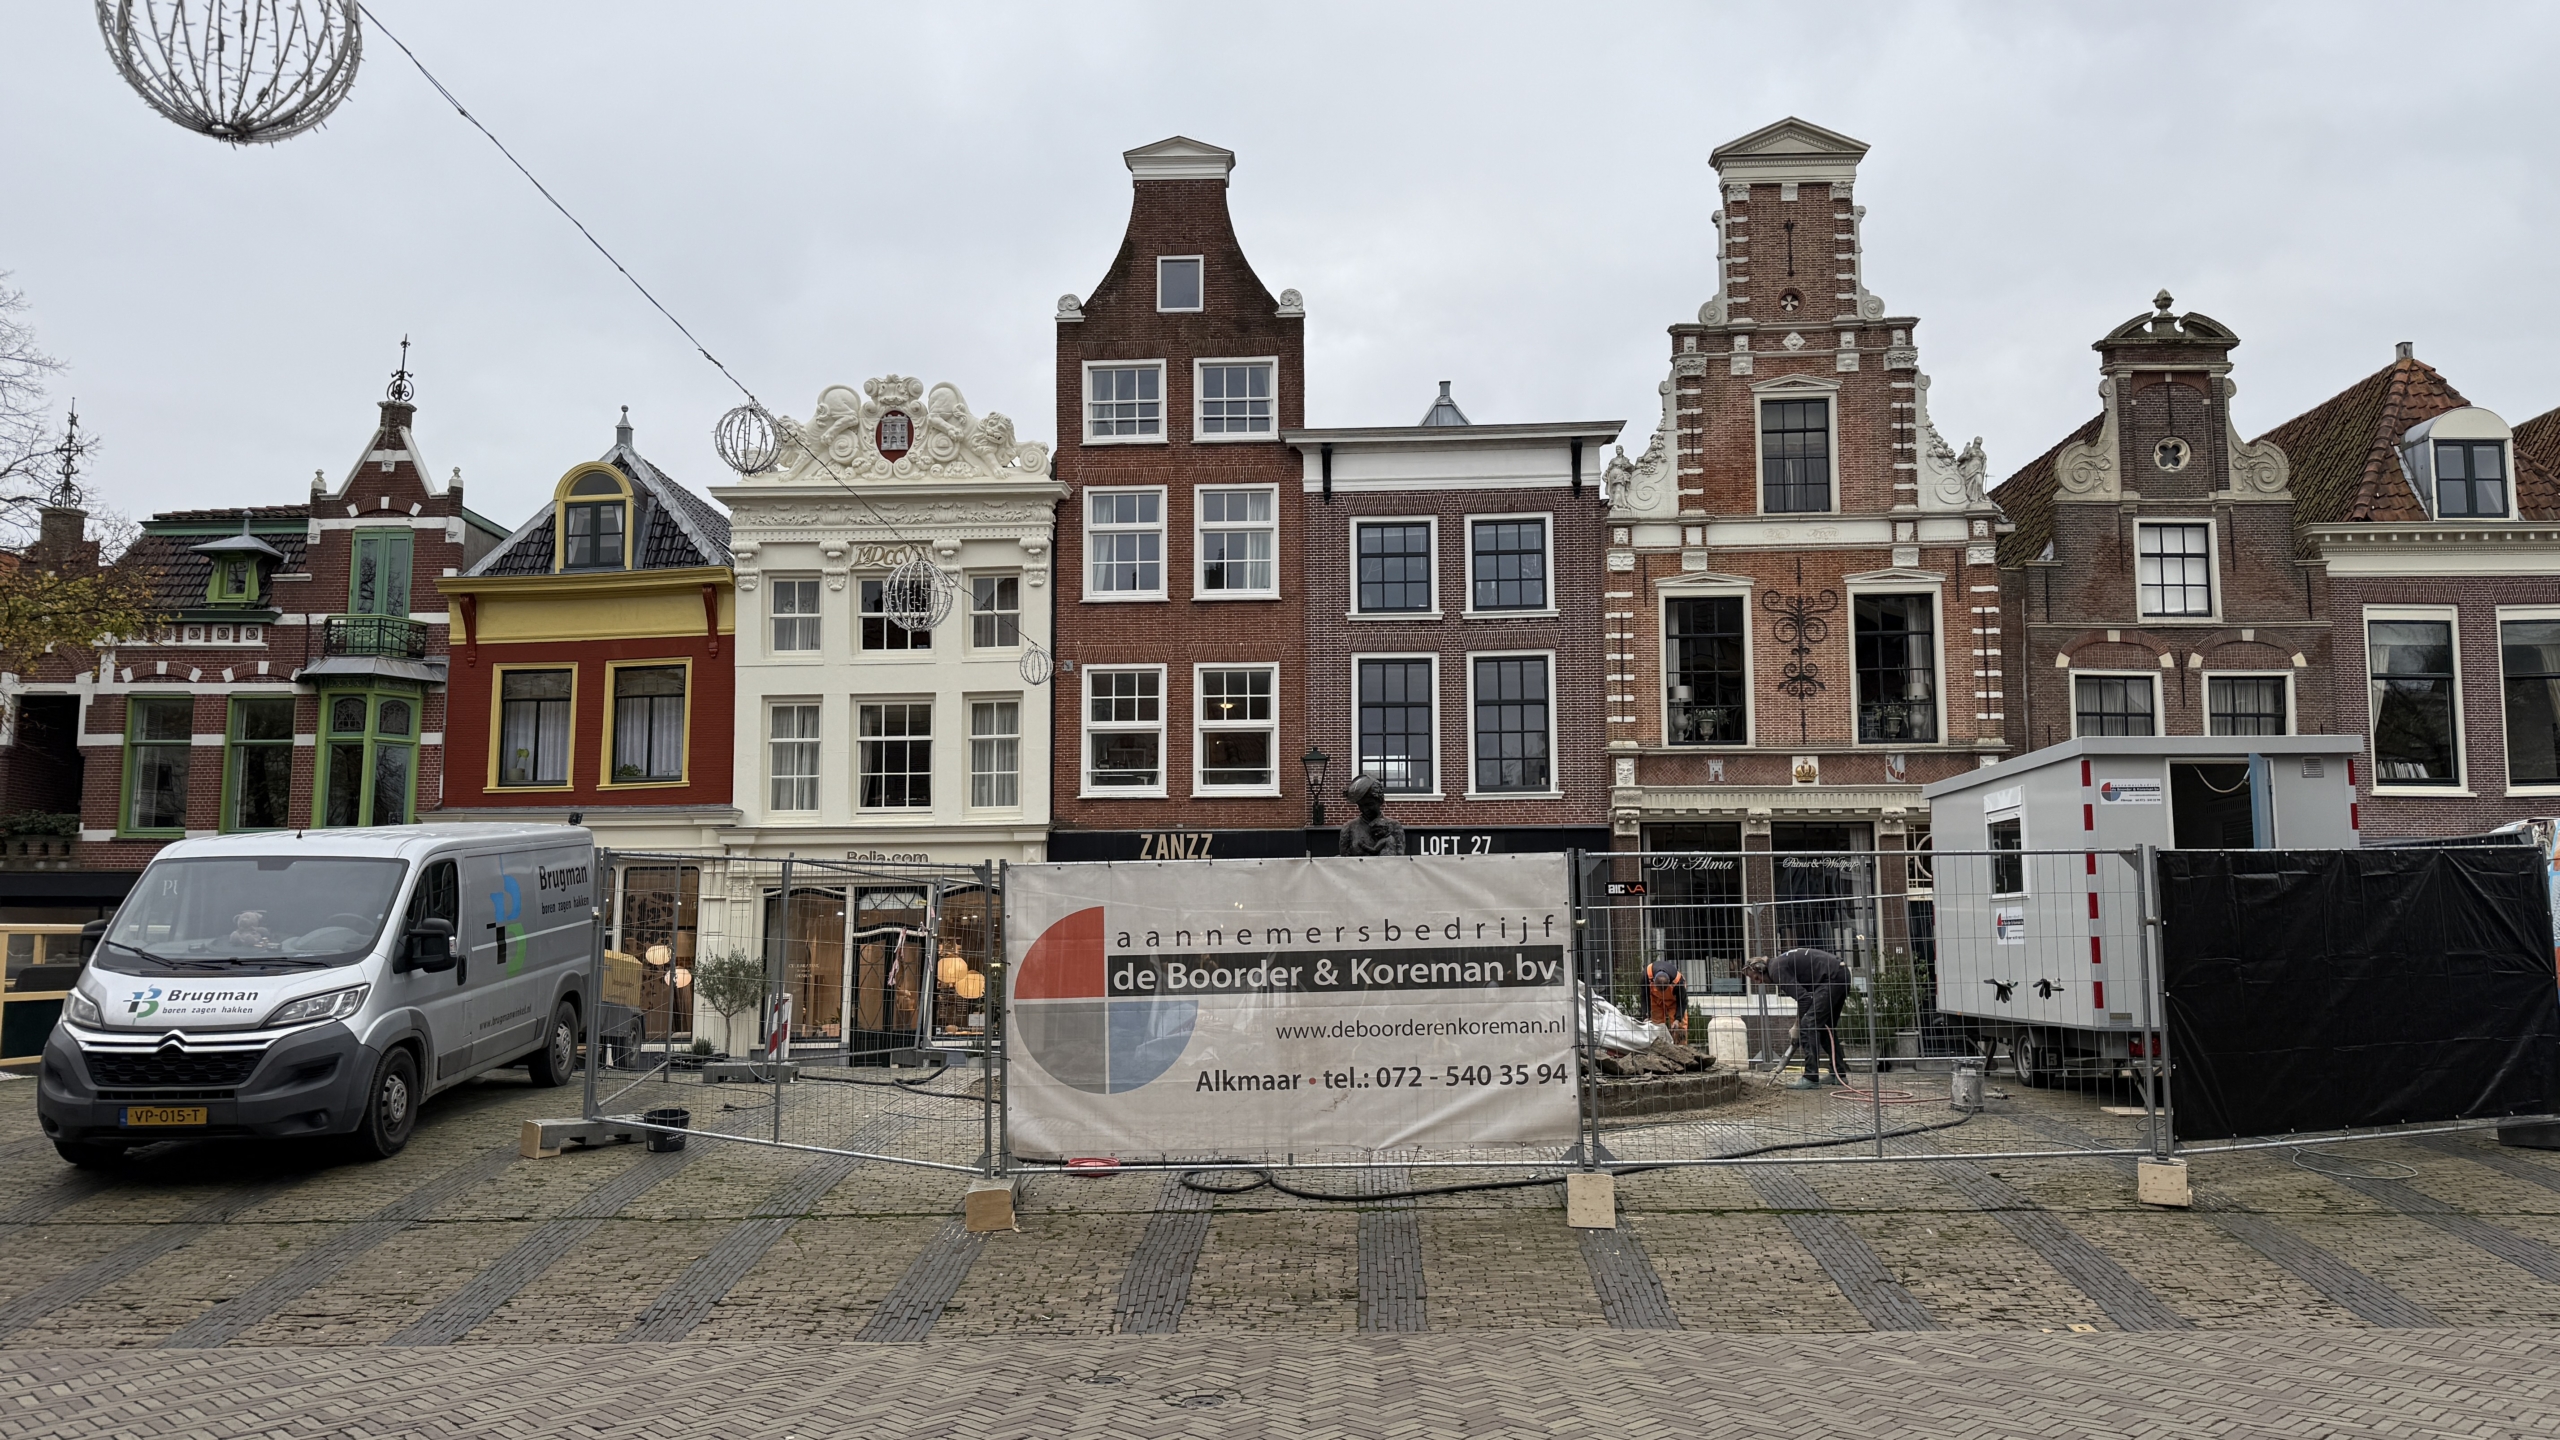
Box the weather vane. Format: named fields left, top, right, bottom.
left=386, top=335, right=413, bottom=403
left=48, top=403, right=95, bottom=510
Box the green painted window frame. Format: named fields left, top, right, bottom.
left=206, top=556, right=261, bottom=607
left=312, top=689, right=421, bottom=829
left=348, top=529, right=414, bottom=618
left=222, top=695, right=297, bottom=832
left=121, top=694, right=195, bottom=837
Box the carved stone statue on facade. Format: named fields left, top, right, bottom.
left=1338, top=774, right=1406, bottom=857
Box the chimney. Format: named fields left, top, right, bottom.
left=2395, top=341, right=2415, bottom=361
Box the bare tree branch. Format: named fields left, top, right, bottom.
left=0, top=274, right=70, bottom=549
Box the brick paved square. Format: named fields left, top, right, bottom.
left=1632, top=1212, right=1868, bottom=1332
left=1181, top=1210, right=1362, bottom=1332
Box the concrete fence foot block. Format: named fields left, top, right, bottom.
left=1566, top=1171, right=1617, bottom=1229
left=2498, top=1122, right=2560, bottom=1151
left=520, top=1117, right=643, bottom=1159
left=2137, top=1156, right=2191, bottom=1208
left=964, top=1178, right=1018, bottom=1233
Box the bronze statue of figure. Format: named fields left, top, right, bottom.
left=1338, top=773, right=1406, bottom=856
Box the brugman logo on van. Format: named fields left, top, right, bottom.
left=126, top=986, right=162, bottom=1019
left=490, top=876, right=528, bottom=977
left=538, top=862, right=589, bottom=897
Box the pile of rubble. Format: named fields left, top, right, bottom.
left=1592, top=1035, right=1715, bottom=1077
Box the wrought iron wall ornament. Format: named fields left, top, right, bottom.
left=97, top=0, right=363, bottom=146
left=1760, top=556, right=1838, bottom=746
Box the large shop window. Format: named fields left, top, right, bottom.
left=124, top=695, right=192, bottom=833
left=860, top=579, right=932, bottom=651
left=2435, top=440, right=2510, bottom=519
left=2370, top=618, right=2460, bottom=787
left=2502, top=619, right=2560, bottom=787
left=1853, top=594, right=1938, bottom=743
left=1469, top=518, right=1548, bottom=612
left=1086, top=364, right=1163, bottom=440
left=1198, top=361, right=1273, bottom=436
left=1358, top=657, right=1435, bottom=794
left=1087, top=489, right=1164, bottom=598
left=1197, top=666, right=1277, bottom=791
left=226, top=696, right=294, bottom=831
left=970, top=699, right=1021, bottom=808
left=771, top=578, right=821, bottom=653
left=610, top=665, right=686, bottom=783
left=1356, top=522, right=1433, bottom=614
left=857, top=702, right=932, bottom=810
left=1760, top=398, right=1832, bottom=513
left=2137, top=523, right=2214, bottom=617
left=1085, top=668, right=1163, bottom=793
left=320, top=691, right=415, bottom=827
left=1198, top=487, right=1277, bottom=595
left=618, top=865, right=698, bottom=1037
left=348, top=529, right=412, bottom=617
left=1667, top=596, right=1747, bottom=745
left=769, top=702, right=820, bottom=812
left=970, top=575, right=1020, bottom=648
left=498, top=668, right=573, bottom=787
left=2074, top=675, right=2157, bottom=737
left=1471, top=655, right=1552, bottom=794
left=2207, top=675, right=2289, bottom=736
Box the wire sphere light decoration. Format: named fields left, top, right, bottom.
left=1016, top=640, right=1055, bottom=688
left=711, top=402, right=782, bottom=476
left=97, top=0, right=364, bottom=146
left=880, top=554, right=953, bottom=633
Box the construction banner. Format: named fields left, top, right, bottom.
left=1005, top=853, right=1577, bottom=1161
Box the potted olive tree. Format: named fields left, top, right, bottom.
left=690, top=949, right=767, bottom=1061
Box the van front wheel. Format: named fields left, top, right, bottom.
left=527, top=1001, right=579, bottom=1088
left=347, top=1046, right=420, bottom=1161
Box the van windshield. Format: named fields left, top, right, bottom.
left=100, top=856, right=410, bottom=972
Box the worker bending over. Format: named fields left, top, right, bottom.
left=1745, top=947, right=1849, bottom=1090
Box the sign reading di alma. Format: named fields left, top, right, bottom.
left=1005, top=853, right=1579, bottom=1160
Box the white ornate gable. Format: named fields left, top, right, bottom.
left=770, top=376, right=1051, bottom=485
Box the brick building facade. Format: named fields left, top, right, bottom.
left=1599, top=118, right=2005, bottom=976
left=1287, top=390, right=1621, bottom=856
left=1047, top=137, right=1310, bottom=860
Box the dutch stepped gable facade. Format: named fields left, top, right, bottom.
left=1601, top=118, right=2005, bottom=975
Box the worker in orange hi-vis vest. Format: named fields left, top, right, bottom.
left=1642, top=957, right=1689, bottom=1042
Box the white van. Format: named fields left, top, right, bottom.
left=36, top=824, right=596, bottom=1166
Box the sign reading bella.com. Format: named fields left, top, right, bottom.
left=1005, top=853, right=1578, bottom=1161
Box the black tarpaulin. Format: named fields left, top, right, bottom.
left=2159, top=846, right=2559, bottom=1143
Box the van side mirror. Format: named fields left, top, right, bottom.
left=78, top=919, right=108, bottom=963
left=399, top=917, right=458, bottom=974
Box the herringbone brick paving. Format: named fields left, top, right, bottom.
left=11, top=1070, right=2560, bottom=1432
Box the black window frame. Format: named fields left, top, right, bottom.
left=1759, top=397, right=1833, bottom=514
left=2073, top=675, right=2157, bottom=737
left=1468, top=517, right=1549, bottom=613
left=2435, top=439, right=2511, bottom=519
left=856, top=700, right=933, bottom=810
left=1852, top=594, right=1939, bottom=743
left=1356, top=656, right=1436, bottom=795
left=2369, top=618, right=2460, bottom=787
left=1470, top=654, right=1552, bottom=794
left=2502, top=618, right=2560, bottom=788
left=1666, top=595, right=1747, bottom=745
left=2206, top=675, right=2289, bottom=737
left=1987, top=816, right=2024, bottom=897
left=562, top=499, right=626, bottom=570
left=1355, top=521, right=1435, bottom=615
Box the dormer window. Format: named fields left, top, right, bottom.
left=2399, top=408, right=2514, bottom=521
left=559, top=468, right=629, bottom=570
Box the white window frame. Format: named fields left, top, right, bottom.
left=1843, top=579, right=1948, bottom=748
left=2364, top=605, right=2471, bottom=797
left=1658, top=582, right=1755, bottom=749
left=2498, top=605, right=2560, bottom=797
left=853, top=697, right=934, bottom=813
left=1461, top=511, right=1558, bottom=619
left=1194, top=484, right=1280, bottom=600
left=1083, top=485, right=1168, bottom=602
left=766, top=698, right=822, bottom=815
left=1751, top=380, right=1842, bottom=518
left=1156, top=255, right=1204, bottom=313
left=966, top=694, right=1024, bottom=812
left=2203, top=671, right=2294, bottom=738
left=966, top=571, right=1023, bottom=652
left=1192, top=356, right=1277, bottom=442
left=1463, top=649, right=1562, bottom=801
left=1192, top=661, right=1281, bottom=797
left=2134, top=518, right=2221, bottom=622
left=1350, top=651, right=1442, bottom=800
left=767, top=575, right=823, bottom=659
left=2067, top=670, right=2161, bottom=740
left=1081, top=360, right=1167, bottom=446
left=1081, top=663, right=1168, bottom=799
left=1349, top=515, right=1440, bottom=620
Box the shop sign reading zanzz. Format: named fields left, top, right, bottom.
left=1005, top=853, right=1577, bottom=1160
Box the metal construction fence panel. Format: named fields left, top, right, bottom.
left=582, top=851, right=1005, bottom=1175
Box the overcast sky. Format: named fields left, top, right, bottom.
left=5, top=2, right=2557, bottom=530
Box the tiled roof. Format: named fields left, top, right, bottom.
left=144, top=504, right=311, bottom=525
left=1986, top=412, right=2102, bottom=567
left=2512, top=404, right=2560, bottom=493
left=2252, top=356, right=2560, bottom=535
left=120, top=529, right=311, bottom=611
left=467, top=442, right=731, bottom=578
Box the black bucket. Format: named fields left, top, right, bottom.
left=642, top=1107, right=690, bottom=1152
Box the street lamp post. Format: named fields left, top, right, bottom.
left=1301, top=746, right=1331, bottom=828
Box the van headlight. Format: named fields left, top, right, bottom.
left=64, top=988, right=102, bottom=1027
left=266, top=984, right=370, bottom=1029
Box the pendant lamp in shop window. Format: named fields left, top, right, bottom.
left=936, top=947, right=969, bottom=986
left=954, top=969, right=986, bottom=1001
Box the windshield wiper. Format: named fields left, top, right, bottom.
left=104, top=938, right=225, bottom=970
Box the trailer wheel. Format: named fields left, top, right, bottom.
left=526, top=1000, right=579, bottom=1088
left=2012, top=1036, right=2055, bottom=1089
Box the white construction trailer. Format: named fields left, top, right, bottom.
left=1920, top=735, right=2363, bottom=1085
